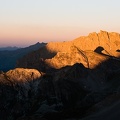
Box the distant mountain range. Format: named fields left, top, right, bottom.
left=0, top=42, right=46, bottom=71
left=0, top=46, right=20, bottom=51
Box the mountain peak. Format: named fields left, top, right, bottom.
left=73, top=30, right=120, bottom=52
left=35, top=42, right=40, bottom=45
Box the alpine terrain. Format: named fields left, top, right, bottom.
left=0, top=30, right=120, bottom=120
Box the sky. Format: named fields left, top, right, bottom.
left=0, top=0, right=120, bottom=47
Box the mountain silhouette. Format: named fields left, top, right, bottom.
left=0, top=46, right=20, bottom=51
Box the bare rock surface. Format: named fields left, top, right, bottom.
left=6, top=68, right=41, bottom=82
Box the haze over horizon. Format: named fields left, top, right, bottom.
left=0, top=0, right=120, bottom=47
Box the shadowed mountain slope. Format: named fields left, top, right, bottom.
left=1, top=56, right=120, bottom=120
left=0, top=42, right=46, bottom=72
left=0, top=46, right=19, bottom=51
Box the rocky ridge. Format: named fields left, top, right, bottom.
left=0, top=30, right=120, bottom=120
left=17, top=30, right=120, bottom=71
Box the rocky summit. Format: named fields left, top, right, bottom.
left=0, top=30, right=120, bottom=120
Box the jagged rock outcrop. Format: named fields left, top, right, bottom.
left=45, top=46, right=109, bottom=69
left=6, top=68, right=42, bottom=82
left=45, top=30, right=120, bottom=54
left=73, top=30, right=120, bottom=52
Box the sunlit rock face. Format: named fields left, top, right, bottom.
left=45, top=46, right=109, bottom=69
left=16, top=30, right=120, bottom=72
left=6, top=68, right=41, bottom=82
left=73, top=30, right=120, bottom=52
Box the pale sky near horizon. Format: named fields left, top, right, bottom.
left=0, top=0, right=120, bottom=47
